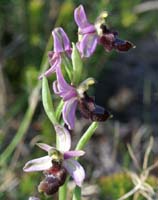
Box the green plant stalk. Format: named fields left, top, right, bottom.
left=75, top=122, right=98, bottom=151
left=71, top=122, right=98, bottom=200
left=72, top=186, right=81, bottom=200
left=58, top=177, right=69, bottom=200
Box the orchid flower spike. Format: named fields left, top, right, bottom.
left=39, top=27, right=71, bottom=79
left=53, top=66, right=111, bottom=130
left=74, top=5, right=134, bottom=57
left=23, top=125, right=85, bottom=194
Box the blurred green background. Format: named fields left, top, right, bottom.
left=0, top=0, right=158, bottom=199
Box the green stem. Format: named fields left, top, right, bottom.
left=72, top=186, right=81, bottom=200
left=75, top=122, right=98, bottom=151
left=71, top=122, right=98, bottom=200
left=58, top=177, right=68, bottom=200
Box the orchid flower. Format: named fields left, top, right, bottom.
left=53, top=66, right=78, bottom=130
left=39, top=27, right=71, bottom=79
left=74, top=5, right=134, bottom=57
left=23, top=125, right=85, bottom=188
left=53, top=66, right=111, bottom=130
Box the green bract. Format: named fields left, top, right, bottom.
left=42, top=76, right=57, bottom=125
left=72, top=43, right=83, bottom=85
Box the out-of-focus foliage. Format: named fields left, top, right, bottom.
left=0, top=0, right=158, bottom=199
left=99, top=173, right=133, bottom=199
left=99, top=173, right=158, bottom=200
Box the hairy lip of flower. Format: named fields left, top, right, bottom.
left=78, top=92, right=111, bottom=122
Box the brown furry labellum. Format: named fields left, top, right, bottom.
left=78, top=92, right=111, bottom=121
left=38, top=162, right=67, bottom=195
left=99, top=24, right=134, bottom=52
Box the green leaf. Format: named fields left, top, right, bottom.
left=42, top=76, right=57, bottom=125
left=72, top=43, right=83, bottom=85
left=72, top=186, right=81, bottom=200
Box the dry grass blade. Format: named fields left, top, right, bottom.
left=117, top=184, right=140, bottom=200
left=118, top=136, right=158, bottom=200
left=147, top=160, right=158, bottom=173
left=143, top=137, right=153, bottom=170
left=127, top=143, right=141, bottom=170
left=133, top=1, right=158, bottom=13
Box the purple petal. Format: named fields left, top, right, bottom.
left=64, top=150, right=85, bottom=159
left=53, top=80, right=60, bottom=95
left=38, top=52, right=61, bottom=79
left=36, top=143, right=53, bottom=152
left=63, top=159, right=85, bottom=187
left=48, top=52, right=60, bottom=68
left=77, top=34, right=98, bottom=57
left=54, top=66, right=77, bottom=101
left=79, top=24, right=96, bottom=34
left=53, top=27, right=71, bottom=53
left=29, top=197, right=40, bottom=200
left=23, top=156, right=52, bottom=172
left=74, top=5, right=91, bottom=29
left=54, top=125, right=71, bottom=152
left=56, top=66, right=73, bottom=93
left=62, top=97, right=78, bottom=130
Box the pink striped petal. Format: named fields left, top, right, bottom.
left=36, top=143, right=53, bottom=152
left=62, top=97, right=78, bottom=130
left=53, top=27, right=71, bottom=53
left=79, top=24, right=96, bottom=34
left=63, top=159, right=85, bottom=187
left=64, top=150, right=85, bottom=159
left=74, top=5, right=91, bottom=29
left=23, top=156, right=52, bottom=172
left=53, top=80, right=60, bottom=95
left=55, top=66, right=77, bottom=100
left=53, top=66, right=77, bottom=101
left=38, top=53, right=61, bottom=79
left=77, top=34, right=98, bottom=57
left=29, top=197, right=40, bottom=200
left=54, top=125, right=71, bottom=152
